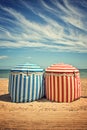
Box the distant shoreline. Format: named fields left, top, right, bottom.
left=0, top=69, right=87, bottom=78
left=0, top=78, right=8, bottom=79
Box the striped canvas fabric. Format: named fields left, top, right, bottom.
left=45, top=63, right=81, bottom=102
left=9, top=64, right=44, bottom=102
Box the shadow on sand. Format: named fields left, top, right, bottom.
left=0, top=94, right=11, bottom=102
left=0, top=95, right=86, bottom=103
left=37, top=97, right=51, bottom=103
left=0, top=94, right=49, bottom=103
left=81, top=96, right=87, bottom=98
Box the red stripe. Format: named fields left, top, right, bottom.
left=74, top=77, right=76, bottom=100
left=58, top=76, right=60, bottom=102
left=55, top=76, right=57, bottom=101
left=47, top=76, right=49, bottom=100
left=52, top=75, right=54, bottom=101
left=62, top=76, right=64, bottom=102
left=46, top=76, right=48, bottom=99
left=66, top=76, right=68, bottom=102
left=45, top=76, right=46, bottom=98
left=45, top=76, right=47, bottom=99
left=50, top=75, right=52, bottom=101
left=47, top=75, right=49, bottom=100
left=48, top=76, right=49, bottom=100
left=51, top=75, right=54, bottom=101
left=53, top=76, right=56, bottom=101
left=70, top=77, right=72, bottom=102
left=47, top=76, right=49, bottom=99
left=75, top=77, right=77, bottom=99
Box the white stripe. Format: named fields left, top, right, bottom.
left=29, top=75, right=32, bottom=101
left=68, top=77, right=70, bottom=102
left=42, top=75, right=44, bottom=97
left=64, top=76, right=66, bottom=102
left=55, top=76, right=58, bottom=101
left=13, top=75, right=16, bottom=102
left=20, top=75, right=24, bottom=102
left=25, top=76, right=28, bottom=102
left=40, top=75, right=43, bottom=98
left=33, top=75, right=36, bottom=100
left=39, top=75, right=42, bottom=99
left=37, top=75, right=40, bottom=99
left=59, top=76, right=62, bottom=102
left=39, top=75, right=41, bottom=98
left=17, top=75, right=20, bottom=102
left=38, top=75, right=40, bottom=99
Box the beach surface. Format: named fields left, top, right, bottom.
left=0, top=78, right=87, bottom=130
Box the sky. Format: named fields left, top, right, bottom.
left=0, top=0, right=87, bottom=69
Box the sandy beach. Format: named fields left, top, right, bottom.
left=0, top=78, right=87, bottom=130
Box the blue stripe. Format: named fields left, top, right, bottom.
left=17, top=75, right=20, bottom=102
left=40, top=75, right=42, bottom=98
left=32, top=74, right=34, bottom=101
left=34, top=75, right=36, bottom=100
left=19, top=74, right=22, bottom=102
left=15, top=75, right=18, bottom=102
left=13, top=75, right=16, bottom=102
left=42, top=75, right=45, bottom=96
left=42, top=74, right=44, bottom=97
left=38, top=75, right=40, bottom=99
left=28, top=76, right=30, bottom=102
left=23, top=76, right=26, bottom=102
left=36, top=75, right=38, bottom=99
left=38, top=76, right=40, bottom=99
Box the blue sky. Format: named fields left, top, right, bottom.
left=0, top=0, right=87, bottom=69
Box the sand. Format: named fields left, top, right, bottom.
left=0, top=78, right=87, bottom=130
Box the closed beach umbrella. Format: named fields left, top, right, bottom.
left=45, top=63, right=81, bottom=102
left=9, top=63, right=44, bottom=102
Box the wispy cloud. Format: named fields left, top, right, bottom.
left=0, top=55, right=8, bottom=59
left=26, top=56, right=32, bottom=59
left=0, top=0, right=87, bottom=53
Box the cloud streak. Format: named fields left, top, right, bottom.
left=0, top=55, right=8, bottom=59
left=0, top=0, right=87, bottom=53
